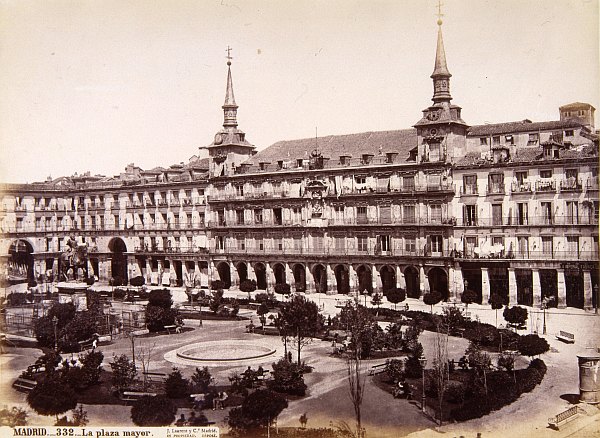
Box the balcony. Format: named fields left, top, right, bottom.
left=510, top=181, right=532, bottom=194
left=208, top=245, right=447, bottom=258
left=559, top=178, right=582, bottom=192
left=457, top=250, right=598, bottom=262
left=456, top=214, right=598, bottom=227
left=586, top=177, right=599, bottom=191
left=486, top=184, right=505, bottom=195
left=535, top=179, right=556, bottom=193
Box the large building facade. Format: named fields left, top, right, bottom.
left=1, top=19, right=598, bottom=310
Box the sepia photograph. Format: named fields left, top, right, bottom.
left=0, top=1, right=599, bottom=437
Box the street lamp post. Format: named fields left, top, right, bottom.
left=419, top=355, right=427, bottom=413
left=52, top=316, right=58, bottom=352
left=542, top=296, right=554, bottom=335
left=128, top=331, right=136, bottom=369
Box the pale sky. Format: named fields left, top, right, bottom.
left=1, top=0, right=598, bottom=184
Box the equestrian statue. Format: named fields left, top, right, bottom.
left=59, top=237, right=89, bottom=281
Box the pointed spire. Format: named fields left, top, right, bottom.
left=431, top=22, right=451, bottom=78
left=222, top=46, right=238, bottom=129
left=430, top=5, right=452, bottom=104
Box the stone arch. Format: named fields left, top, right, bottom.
left=356, top=264, right=372, bottom=294
left=334, top=264, right=350, bottom=294
left=236, top=262, right=248, bottom=283
left=312, top=264, right=328, bottom=294
left=380, top=265, right=396, bottom=294
left=216, top=261, right=231, bottom=289
left=404, top=266, right=420, bottom=298
left=254, top=262, right=267, bottom=290
left=293, top=263, right=306, bottom=292
left=108, top=237, right=128, bottom=284
left=7, top=239, right=35, bottom=283
left=272, top=263, right=286, bottom=285
left=427, top=267, right=449, bottom=301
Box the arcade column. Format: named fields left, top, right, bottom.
left=583, top=270, right=593, bottom=310
left=481, top=267, right=490, bottom=304
left=327, top=264, right=337, bottom=295
left=532, top=269, right=542, bottom=308
left=508, top=268, right=518, bottom=306
left=557, top=268, right=567, bottom=308
left=305, top=265, right=314, bottom=293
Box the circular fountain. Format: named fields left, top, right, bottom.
left=169, top=340, right=277, bottom=365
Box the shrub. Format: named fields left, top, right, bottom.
left=211, top=280, right=226, bottom=290
left=442, top=307, right=466, bottom=334
left=461, top=289, right=479, bottom=306
left=518, top=334, right=550, bottom=358
left=497, top=354, right=515, bottom=372
left=268, top=358, right=307, bottom=396
left=444, top=381, right=466, bottom=404
left=228, top=389, right=288, bottom=433
left=112, top=288, right=127, bottom=300
left=274, top=283, right=291, bottom=295
left=191, top=367, right=213, bottom=393
left=27, top=376, right=77, bottom=418
left=239, top=279, right=257, bottom=293
left=145, top=305, right=178, bottom=332
left=130, top=276, right=145, bottom=287
left=148, top=289, right=172, bottom=308
left=255, top=292, right=277, bottom=306
left=109, top=354, right=137, bottom=390
left=85, top=277, right=95, bottom=286
left=386, top=288, right=406, bottom=309
left=384, top=359, right=406, bottom=384
left=503, top=306, right=528, bottom=329
left=209, top=289, right=224, bottom=314
left=404, top=343, right=424, bottom=378
left=7, top=293, right=29, bottom=306
left=165, top=368, right=190, bottom=399
left=80, top=350, right=104, bottom=386
left=423, top=291, right=442, bottom=311
left=131, top=396, right=176, bottom=426
left=0, top=406, right=28, bottom=426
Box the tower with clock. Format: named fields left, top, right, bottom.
left=206, top=47, right=256, bottom=178
left=413, top=11, right=468, bottom=165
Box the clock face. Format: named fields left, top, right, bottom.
left=214, top=134, right=223, bottom=145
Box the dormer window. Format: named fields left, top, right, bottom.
left=564, top=130, right=574, bottom=137
left=540, top=169, right=552, bottom=179
left=339, top=155, right=351, bottom=165
left=386, top=152, right=398, bottom=164
left=527, top=133, right=539, bottom=146
left=259, top=162, right=270, bottom=171
left=361, top=154, right=373, bottom=165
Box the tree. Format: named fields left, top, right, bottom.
left=384, top=359, right=406, bottom=384
left=442, top=306, right=465, bottom=335
left=191, top=367, right=213, bottom=393
left=209, top=289, right=224, bottom=314
left=227, top=389, right=288, bottom=434
left=461, top=289, right=478, bottom=311
left=518, top=334, right=550, bottom=359
left=387, top=288, right=406, bottom=310
left=165, top=368, right=190, bottom=398
left=257, top=302, right=269, bottom=331
left=503, top=306, right=528, bottom=330
left=0, top=407, right=28, bottom=426
left=145, top=289, right=177, bottom=332
left=80, top=350, right=103, bottom=386
left=239, top=279, right=257, bottom=293
left=27, top=377, right=77, bottom=420
left=135, top=341, right=157, bottom=390
left=466, top=342, right=492, bottom=396
left=489, top=293, right=505, bottom=327
left=432, top=320, right=449, bottom=425
left=279, top=294, right=321, bottom=365
left=131, top=395, right=176, bottom=426
left=268, top=358, right=307, bottom=396
left=109, top=354, right=137, bottom=391
left=130, top=276, right=145, bottom=287
left=385, top=322, right=404, bottom=350
left=371, top=292, right=383, bottom=311
left=423, top=291, right=442, bottom=313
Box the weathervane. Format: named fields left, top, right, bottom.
left=436, top=0, right=444, bottom=25
left=226, top=46, right=233, bottom=65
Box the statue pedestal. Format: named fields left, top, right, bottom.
left=57, top=282, right=89, bottom=311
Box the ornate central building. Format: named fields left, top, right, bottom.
left=1, top=17, right=597, bottom=310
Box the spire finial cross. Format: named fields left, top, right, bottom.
left=436, top=0, right=444, bottom=25
left=226, top=46, right=233, bottom=65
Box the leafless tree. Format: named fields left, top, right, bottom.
left=135, top=341, right=157, bottom=390
left=432, top=319, right=449, bottom=425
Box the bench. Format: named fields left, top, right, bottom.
left=548, top=406, right=581, bottom=430
left=368, top=363, right=387, bottom=376
left=143, top=371, right=167, bottom=382
left=556, top=331, right=575, bottom=343
left=13, top=377, right=38, bottom=392
left=120, top=391, right=157, bottom=403
left=164, top=325, right=181, bottom=334
left=78, top=339, right=94, bottom=351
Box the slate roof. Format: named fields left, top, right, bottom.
left=466, top=119, right=583, bottom=137
left=247, top=129, right=418, bottom=166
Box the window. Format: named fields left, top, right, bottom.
left=539, top=169, right=552, bottom=179
left=334, top=236, right=346, bottom=251
left=355, top=176, right=366, bottom=185
left=492, top=204, right=503, bottom=226
left=380, top=205, right=392, bottom=224
left=403, top=204, right=416, bottom=224
left=273, top=208, right=283, bottom=225
left=429, top=142, right=441, bottom=162
left=403, top=176, right=415, bottom=191
left=480, top=137, right=488, bottom=146
left=488, top=173, right=504, bottom=194
left=541, top=202, right=553, bottom=225
left=505, top=135, right=514, bottom=144
left=357, top=236, right=368, bottom=253
left=594, top=201, right=599, bottom=223
left=293, top=237, right=302, bottom=252
left=312, top=235, right=324, bottom=251
left=236, top=210, right=244, bottom=225
left=334, top=206, right=344, bottom=224
left=378, top=235, right=391, bottom=253
left=566, top=201, right=578, bottom=225
left=527, top=133, right=539, bottom=145
left=430, top=204, right=442, bottom=223
left=567, top=236, right=579, bottom=257
left=465, top=237, right=478, bottom=257
left=235, top=184, right=244, bottom=197
left=429, top=235, right=443, bottom=254
left=357, top=206, right=368, bottom=224
left=405, top=236, right=416, bottom=254
left=216, top=210, right=225, bottom=226
left=292, top=207, right=302, bottom=225
left=237, top=237, right=245, bottom=251
left=275, top=238, right=283, bottom=251
left=493, top=136, right=500, bottom=145
left=564, top=129, right=574, bottom=137
left=464, top=205, right=477, bottom=226
left=517, top=202, right=528, bottom=225
left=216, top=236, right=225, bottom=251
left=541, top=236, right=553, bottom=256
left=518, top=236, right=529, bottom=257
left=516, top=171, right=528, bottom=185
left=463, top=175, right=477, bottom=195
left=254, top=209, right=263, bottom=224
